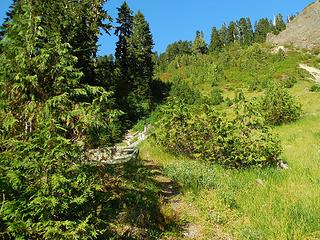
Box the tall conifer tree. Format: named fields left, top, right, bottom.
left=114, top=1, right=133, bottom=108
left=226, top=21, right=239, bottom=45
left=238, top=17, right=254, bottom=46
left=273, top=14, right=286, bottom=35
left=254, top=18, right=274, bottom=43
left=219, top=23, right=227, bottom=47
left=127, top=11, right=154, bottom=120
left=192, top=31, right=208, bottom=54
left=209, top=27, right=223, bottom=52
left=0, top=0, right=121, bottom=237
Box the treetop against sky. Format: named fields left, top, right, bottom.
left=0, top=0, right=314, bottom=55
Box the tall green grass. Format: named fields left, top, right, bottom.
left=140, top=79, right=320, bottom=239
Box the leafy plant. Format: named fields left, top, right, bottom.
left=208, top=88, right=224, bottom=105
left=0, top=1, right=123, bottom=238
left=153, top=96, right=281, bottom=168
left=261, top=83, right=302, bottom=125
left=310, top=84, right=320, bottom=92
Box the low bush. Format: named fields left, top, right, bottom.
left=153, top=97, right=281, bottom=168
left=261, top=84, right=302, bottom=125
left=280, top=75, right=297, bottom=88
left=249, top=78, right=271, bottom=91
left=207, top=88, right=224, bottom=105
left=310, top=84, right=320, bottom=92
left=168, top=81, right=201, bottom=105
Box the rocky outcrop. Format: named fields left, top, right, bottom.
left=267, top=1, right=320, bottom=49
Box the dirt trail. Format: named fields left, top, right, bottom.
left=299, top=64, right=320, bottom=83
left=143, top=159, right=201, bottom=239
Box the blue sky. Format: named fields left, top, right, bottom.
left=0, top=0, right=315, bottom=55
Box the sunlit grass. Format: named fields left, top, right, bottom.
left=140, top=79, right=320, bottom=239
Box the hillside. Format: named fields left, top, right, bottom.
left=2, top=0, right=320, bottom=239
left=267, top=0, right=320, bottom=49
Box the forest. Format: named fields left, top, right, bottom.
left=1, top=0, right=320, bottom=239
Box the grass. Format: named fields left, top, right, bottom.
left=158, top=44, right=318, bottom=96
left=139, top=79, right=320, bottom=239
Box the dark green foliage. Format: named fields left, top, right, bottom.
left=208, top=88, right=224, bottom=105
left=273, top=14, right=286, bottom=35
left=95, top=55, right=116, bottom=92
left=166, top=41, right=193, bottom=60
left=0, top=0, right=124, bottom=238
left=150, top=79, right=172, bottom=104
left=209, top=27, right=223, bottom=52
left=126, top=11, right=154, bottom=120
left=154, top=97, right=281, bottom=168
left=238, top=17, right=254, bottom=46
left=192, top=31, right=208, bottom=54
left=0, top=0, right=17, bottom=52
left=114, top=5, right=154, bottom=122
left=114, top=1, right=133, bottom=108
left=254, top=18, right=274, bottom=43
left=226, top=21, right=239, bottom=46
left=219, top=23, right=227, bottom=47
left=310, top=84, right=320, bottom=92
left=261, top=84, right=302, bottom=125
left=280, top=75, right=297, bottom=88
left=169, top=81, right=201, bottom=105
left=36, top=0, right=110, bottom=85
left=158, top=40, right=193, bottom=70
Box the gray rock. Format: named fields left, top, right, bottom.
left=277, top=161, right=289, bottom=170
left=267, top=1, right=320, bottom=50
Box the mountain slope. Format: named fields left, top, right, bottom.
left=267, top=0, right=320, bottom=49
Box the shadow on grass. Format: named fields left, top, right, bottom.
left=82, top=158, right=182, bottom=239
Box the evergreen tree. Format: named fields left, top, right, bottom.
left=0, top=0, right=18, bottom=52
left=30, top=0, right=111, bottom=85
left=273, top=14, right=286, bottom=35
left=226, top=21, right=239, bottom=45
left=74, top=0, right=111, bottom=85
left=114, top=1, right=133, bottom=108
left=209, top=26, right=223, bottom=52
left=127, top=11, right=154, bottom=120
left=219, top=23, right=227, bottom=47
left=192, top=30, right=207, bottom=54
left=254, top=18, right=274, bottom=43
left=95, top=54, right=116, bottom=92
left=156, top=40, right=192, bottom=71
left=238, top=17, right=254, bottom=46
left=245, top=17, right=254, bottom=45
left=0, top=0, right=122, bottom=237
left=288, top=14, right=296, bottom=23
left=166, top=40, right=192, bottom=62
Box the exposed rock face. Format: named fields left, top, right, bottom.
left=267, top=1, right=320, bottom=49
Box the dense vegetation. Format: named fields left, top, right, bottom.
left=154, top=91, right=282, bottom=168
left=156, top=13, right=287, bottom=71
left=0, top=0, right=165, bottom=239
left=1, top=0, right=320, bottom=239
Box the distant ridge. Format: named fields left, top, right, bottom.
left=267, top=0, right=320, bottom=49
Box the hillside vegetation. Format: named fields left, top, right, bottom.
left=140, top=44, right=320, bottom=239
left=1, top=0, right=320, bottom=239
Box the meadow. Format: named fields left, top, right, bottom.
left=140, top=51, right=320, bottom=239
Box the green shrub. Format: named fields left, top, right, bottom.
left=310, top=84, right=320, bottom=92
left=169, top=81, right=201, bottom=105
left=283, top=76, right=297, bottom=88
left=261, top=84, right=302, bottom=125
left=281, top=75, right=297, bottom=88
left=153, top=98, right=281, bottom=168
left=208, top=88, right=224, bottom=105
